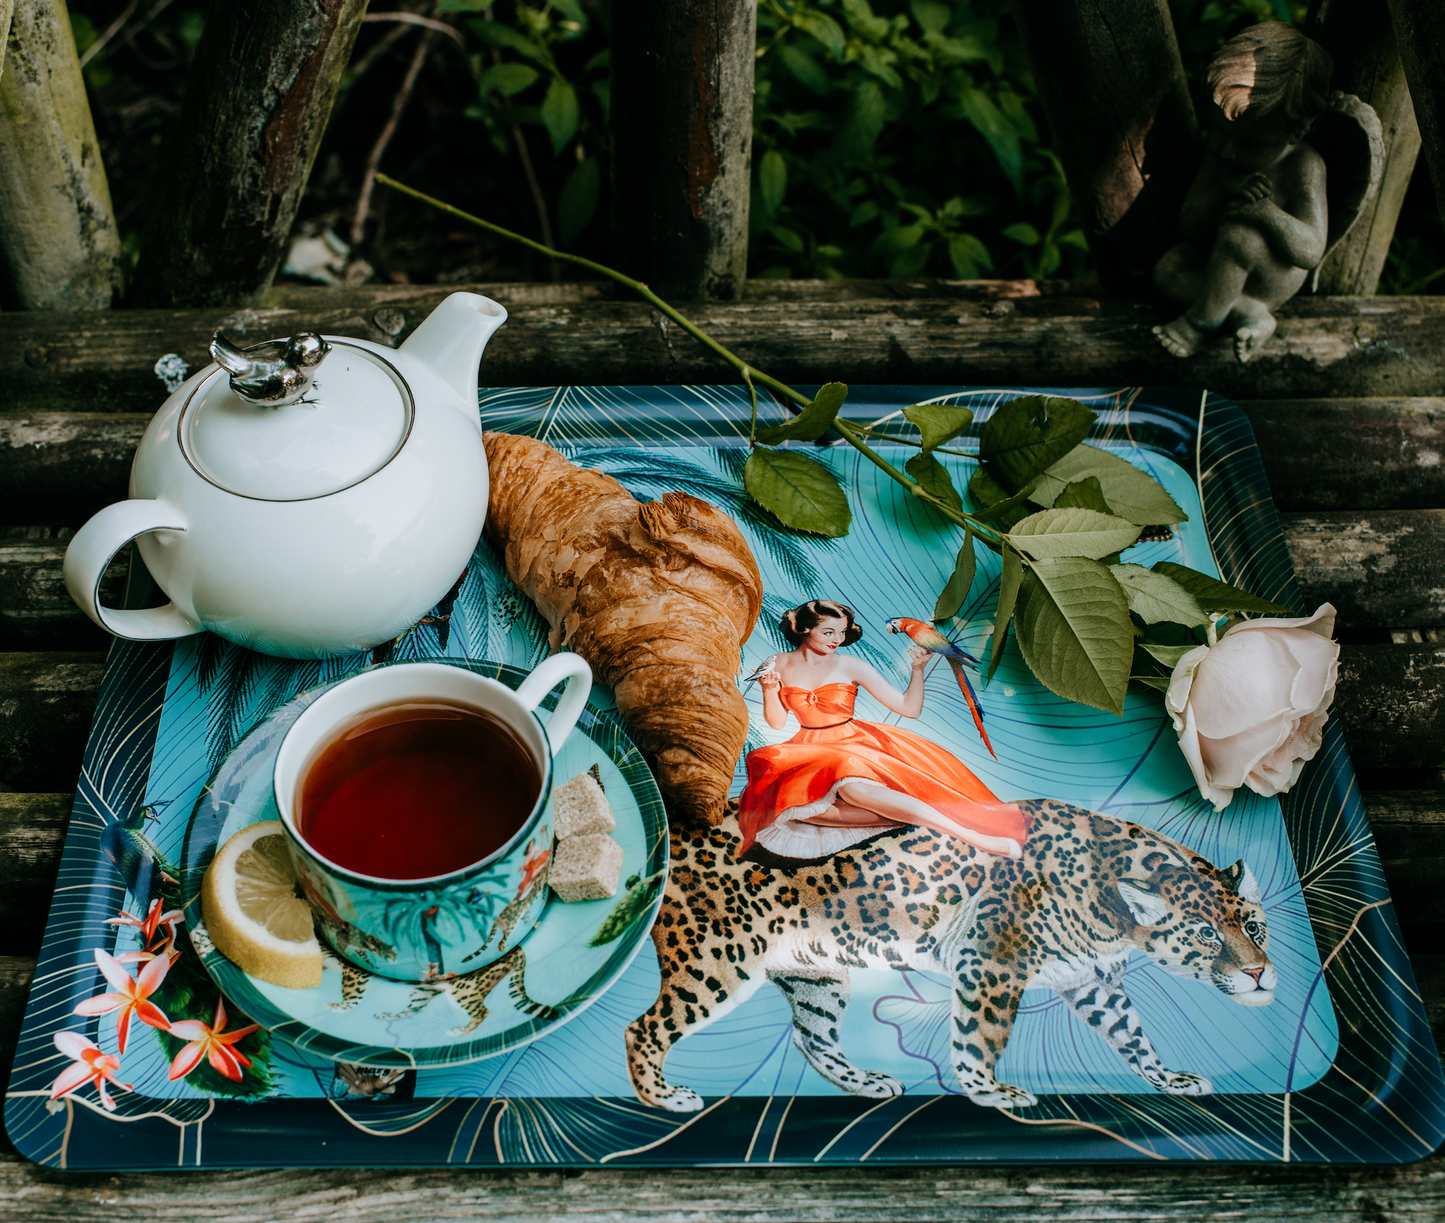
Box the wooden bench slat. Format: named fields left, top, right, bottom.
left=0, top=644, right=1438, bottom=792
left=6, top=289, right=1445, bottom=411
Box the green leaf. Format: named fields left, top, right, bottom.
left=978, top=395, right=1096, bottom=493
left=794, top=9, right=846, bottom=56
left=1052, top=476, right=1110, bottom=514
left=967, top=467, right=1033, bottom=529
left=1109, top=564, right=1210, bottom=627
left=903, top=403, right=973, bottom=451
left=1030, top=443, right=1187, bottom=526
left=438, top=0, right=489, bottom=9
left=1151, top=563, right=1291, bottom=615
left=934, top=536, right=977, bottom=621
left=480, top=63, right=541, bottom=96
left=558, top=157, right=600, bottom=246
left=1002, top=221, right=1040, bottom=245
left=466, top=18, right=546, bottom=60
left=1008, top=507, right=1142, bottom=561
left=777, top=43, right=833, bottom=95
left=759, top=149, right=788, bottom=215
left=1130, top=673, right=1172, bottom=693
left=905, top=451, right=963, bottom=512
left=946, top=233, right=992, bottom=279
left=835, top=78, right=887, bottom=161
left=755, top=383, right=848, bottom=444
left=541, top=78, right=580, bottom=154
left=870, top=223, right=926, bottom=257
left=910, top=0, right=951, bottom=35
left=1138, top=639, right=1197, bottom=668
left=744, top=450, right=851, bottom=537
left=955, top=88, right=1022, bottom=194
left=1014, top=557, right=1134, bottom=715
left=987, top=545, right=1023, bottom=682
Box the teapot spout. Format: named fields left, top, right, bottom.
left=400, top=292, right=508, bottom=414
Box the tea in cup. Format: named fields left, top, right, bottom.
left=273, top=656, right=591, bottom=982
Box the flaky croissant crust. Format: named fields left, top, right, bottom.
left=484, top=432, right=763, bottom=825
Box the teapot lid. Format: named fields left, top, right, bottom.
left=180, top=335, right=413, bottom=501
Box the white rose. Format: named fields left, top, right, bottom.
left=1165, top=604, right=1340, bottom=811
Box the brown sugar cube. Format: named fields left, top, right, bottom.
left=550, top=834, right=624, bottom=903
left=553, top=770, right=616, bottom=840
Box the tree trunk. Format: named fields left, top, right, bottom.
left=0, top=0, right=122, bottom=310
left=1389, top=0, right=1445, bottom=226
left=1304, top=0, right=1421, bottom=295
left=608, top=0, right=756, bottom=301
left=126, top=0, right=367, bottom=310
left=1009, top=0, right=1198, bottom=297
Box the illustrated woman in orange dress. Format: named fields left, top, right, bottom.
left=738, top=599, right=1028, bottom=862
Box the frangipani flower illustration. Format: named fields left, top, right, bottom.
left=49, top=1031, right=132, bottom=1112
left=166, top=996, right=260, bottom=1083
left=106, top=897, right=184, bottom=962
left=72, top=948, right=170, bottom=1053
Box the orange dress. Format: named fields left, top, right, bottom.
left=737, top=682, right=1026, bottom=859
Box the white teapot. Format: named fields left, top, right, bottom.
left=64, top=292, right=506, bottom=659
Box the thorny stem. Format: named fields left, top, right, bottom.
left=376, top=175, right=1007, bottom=545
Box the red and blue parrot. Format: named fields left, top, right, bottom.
left=884, top=617, right=996, bottom=759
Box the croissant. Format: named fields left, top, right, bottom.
left=483, top=433, right=764, bottom=826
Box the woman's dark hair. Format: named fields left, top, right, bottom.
left=780, top=599, right=862, bottom=648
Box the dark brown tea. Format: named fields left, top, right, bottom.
left=296, top=701, right=541, bottom=880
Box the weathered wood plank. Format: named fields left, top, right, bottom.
left=1240, top=398, right=1445, bottom=511
left=6, top=509, right=1439, bottom=648
left=0, top=793, right=67, bottom=951
left=6, top=288, right=1445, bottom=413
left=0, top=528, right=122, bottom=650
left=1282, top=510, right=1445, bottom=629
left=0, top=653, right=105, bottom=793
left=609, top=0, right=756, bottom=300
left=3, top=399, right=1444, bottom=527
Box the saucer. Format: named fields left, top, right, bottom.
left=179, top=659, right=668, bottom=1070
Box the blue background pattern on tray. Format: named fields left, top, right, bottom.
left=6, top=384, right=1443, bottom=1168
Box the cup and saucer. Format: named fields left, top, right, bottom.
left=179, top=657, right=668, bottom=1070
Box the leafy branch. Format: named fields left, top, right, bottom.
left=378, top=175, right=1285, bottom=716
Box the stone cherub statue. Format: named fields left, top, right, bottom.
left=1153, top=22, right=1382, bottom=363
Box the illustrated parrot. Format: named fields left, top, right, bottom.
left=884, top=617, right=996, bottom=759
left=743, top=655, right=780, bottom=685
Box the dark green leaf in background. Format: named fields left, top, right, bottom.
left=987, top=545, right=1023, bottom=683
left=466, top=18, right=546, bottom=60
left=755, top=382, right=848, bottom=444
left=558, top=157, right=600, bottom=246
left=541, top=78, right=580, bottom=153
left=744, top=449, right=851, bottom=537
left=903, top=402, right=974, bottom=451
left=905, top=451, right=964, bottom=512
left=978, top=395, right=1095, bottom=492
left=1151, top=562, right=1291, bottom=615
left=480, top=63, right=540, bottom=96
left=934, top=535, right=977, bottom=621
left=1014, top=557, right=1134, bottom=715
left=967, top=467, right=1034, bottom=528
left=760, top=149, right=788, bottom=214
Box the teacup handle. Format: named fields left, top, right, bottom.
left=514, top=652, right=593, bottom=756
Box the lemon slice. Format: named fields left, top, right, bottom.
left=201, top=820, right=323, bottom=989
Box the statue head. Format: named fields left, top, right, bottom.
left=1205, top=23, right=1334, bottom=168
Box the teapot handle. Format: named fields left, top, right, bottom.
left=63, top=500, right=205, bottom=642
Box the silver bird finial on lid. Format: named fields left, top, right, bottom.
left=210, top=331, right=332, bottom=406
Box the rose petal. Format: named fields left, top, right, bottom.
left=1224, top=602, right=1337, bottom=641
left=1174, top=702, right=1238, bottom=810
left=1197, top=713, right=1297, bottom=792
left=1187, top=633, right=1300, bottom=739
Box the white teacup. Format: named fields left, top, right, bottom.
left=273, top=656, right=591, bottom=982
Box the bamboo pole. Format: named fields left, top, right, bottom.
left=608, top=0, right=756, bottom=301
left=0, top=0, right=122, bottom=310
left=1009, top=0, right=1199, bottom=297
left=1305, top=0, right=1421, bottom=295
left=127, top=0, right=368, bottom=309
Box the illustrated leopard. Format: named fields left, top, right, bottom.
left=626, top=797, right=1276, bottom=1111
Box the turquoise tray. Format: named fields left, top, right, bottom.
left=7, top=384, right=1443, bottom=1168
